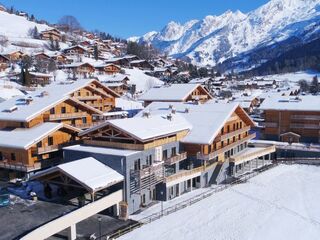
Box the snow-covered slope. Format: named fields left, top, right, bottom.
left=120, top=164, right=320, bottom=240
left=0, top=11, right=68, bottom=54
left=134, top=0, right=320, bottom=66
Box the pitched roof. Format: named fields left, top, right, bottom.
left=0, top=122, right=80, bottom=149
left=0, top=79, right=118, bottom=122
left=80, top=114, right=192, bottom=142
left=259, top=95, right=320, bottom=111
left=136, top=101, right=254, bottom=144
left=32, top=157, right=124, bottom=193
left=139, top=84, right=212, bottom=102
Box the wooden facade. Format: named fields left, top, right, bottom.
left=96, top=64, right=121, bottom=75
left=0, top=126, right=79, bottom=172
left=0, top=54, right=9, bottom=71
left=264, top=109, right=320, bottom=143
left=63, top=45, right=87, bottom=56
left=40, top=28, right=62, bottom=41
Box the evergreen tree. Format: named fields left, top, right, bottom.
left=310, top=76, right=319, bottom=94
left=93, top=45, right=99, bottom=60
left=48, top=59, right=57, bottom=72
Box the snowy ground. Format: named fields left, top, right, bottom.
left=263, top=71, right=319, bottom=83
left=120, top=164, right=320, bottom=240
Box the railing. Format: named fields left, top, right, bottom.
left=83, top=139, right=145, bottom=151
left=264, top=122, right=278, bottom=128
left=230, top=145, right=276, bottom=164
left=191, top=95, right=208, bottom=100
left=290, top=123, right=320, bottom=129
left=49, top=112, right=87, bottom=120
left=218, top=126, right=250, bottom=141
left=73, top=121, right=104, bottom=129
left=107, top=163, right=278, bottom=239
left=164, top=152, right=187, bottom=165
left=139, top=163, right=164, bottom=179
left=197, top=133, right=256, bottom=161
left=37, top=145, right=59, bottom=154
left=164, top=161, right=218, bottom=183
left=291, top=115, right=320, bottom=121
left=77, top=96, right=102, bottom=101
left=0, top=161, right=41, bottom=172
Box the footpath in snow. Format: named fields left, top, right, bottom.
left=119, top=164, right=320, bottom=240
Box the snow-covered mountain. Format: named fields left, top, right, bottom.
left=132, top=0, right=320, bottom=67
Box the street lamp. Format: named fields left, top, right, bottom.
left=98, top=216, right=102, bottom=240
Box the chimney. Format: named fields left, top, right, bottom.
left=171, top=108, right=176, bottom=114
left=167, top=113, right=172, bottom=121
left=169, top=104, right=173, bottom=109
left=142, top=111, right=151, bottom=118
left=185, top=107, right=189, bottom=113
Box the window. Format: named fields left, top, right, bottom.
left=221, top=141, right=224, bottom=147
left=146, top=155, right=152, bottom=166
left=11, top=153, right=16, bottom=161
left=0, top=152, right=2, bottom=161
left=221, top=128, right=224, bottom=135
left=163, top=150, right=168, bottom=160
left=238, top=134, right=241, bottom=140
left=236, top=122, right=239, bottom=129
left=82, top=117, right=87, bottom=124
left=240, top=122, right=243, bottom=128
left=50, top=108, right=55, bottom=114
left=233, top=136, right=236, bottom=142
left=37, top=141, right=42, bottom=148
left=233, top=123, right=236, bottom=130
left=134, top=159, right=140, bottom=171
left=48, top=136, right=54, bottom=146
left=61, top=107, right=66, bottom=114
left=74, top=107, right=79, bottom=112
left=171, top=147, right=176, bottom=156
left=141, top=194, right=146, bottom=204
left=227, top=125, right=230, bottom=133
left=78, top=91, right=81, bottom=96
left=227, top=139, right=230, bottom=145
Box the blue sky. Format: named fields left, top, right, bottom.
left=0, top=0, right=269, bottom=38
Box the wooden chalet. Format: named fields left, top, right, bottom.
left=63, top=62, right=95, bottom=78
left=139, top=84, right=213, bottom=107
left=0, top=54, right=9, bottom=71
left=130, top=60, right=154, bottom=70
left=0, top=123, right=80, bottom=179
left=34, top=52, right=51, bottom=62
left=95, top=64, right=121, bottom=75
left=29, top=72, right=52, bottom=85
left=63, top=45, right=87, bottom=56
left=260, top=95, right=320, bottom=143
left=40, top=28, right=62, bottom=41
left=4, top=50, right=25, bottom=62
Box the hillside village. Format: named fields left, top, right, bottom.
left=0, top=2, right=320, bottom=240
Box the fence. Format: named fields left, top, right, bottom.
left=106, top=163, right=277, bottom=239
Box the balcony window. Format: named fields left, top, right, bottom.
left=61, top=107, right=66, bottom=114
left=82, top=117, right=87, bottom=124
left=221, top=141, right=224, bottom=147
left=37, top=141, right=42, bottom=148
left=240, top=122, right=243, bottom=128
left=221, top=128, right=224, bottom=135
left=134, top=159, right=140, bottom=171
left=0, top=152, right=2, bottom=161
left=227, top=125, right=230, bottom=133
left=171, top=147, right=176, bottom=157
left=48, top=137, right=54, bottom=146
left=11, top=153, right=16, bottom=161
left=50, top=108, right=55, bottom=114
left=163, top=150, right=168, bottom=160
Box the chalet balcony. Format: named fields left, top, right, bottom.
left=290, top=123, right=320, bottom=130
left=37, top=144, right=59, bottom=154
left=191, top=95, right=208, bottom=100
left=49, top=112, right=87, bottom=121
left=291, top=115, right=320, bottom=121
left=139, top=163, right=164, bottom=179
left=164, top=161, right=218, bottom=183
left=218, top=126, right=251, bottom=141
left=197, top=133, right=256, bottom=161
left=229, top=145, right=276, bottom=164
left=73, top=121, right=104, bottom=129
left=0, top=160, right=41, bottom=173
left=164, top=152, right=187, bottom=165
left=77, top=96, right=102, bottom=101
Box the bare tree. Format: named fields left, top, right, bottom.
left=58, top=15, right=82, bottom=32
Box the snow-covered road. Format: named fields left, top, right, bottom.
left=120, top=164, right=320, bottom=240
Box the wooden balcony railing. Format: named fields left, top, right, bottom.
left=139, top=163, right=164, bottom=179
left=49, top=112, right=87, bottom=120
left=0, top=160, right=41, bottom=172
left=230, top=145, right=276, bottom=164
left=191, top=95, right=208, bottom=100
left=218, top=126, right=251, bottom=141
left=73, top=121, right=104, bottom=129
left=164, top=161, right=218, bottom=183
left=197, top=133, right=256, bottom=161
left=164, top=152, right=187, bottom=165
left=37, top=145, right=59, bottom=154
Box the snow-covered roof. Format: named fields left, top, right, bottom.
left=0, top=122, right=79, bottom=149
left=130, top=59, right=147, bottom=64
left=0, top=79, right=104, bottom=122
left=189, top=77, right=211, bottom=84
left=80, top=114, right=192, bottom=142
left=29, top=72, right=52, bottom=77
left=136, top=101, right=254, bottom=144
left=139, top=84, right=210, bottom=102
left=32, top=157, right=124, bottom=192
left=259, top=95, right=320, bottom=111
left=64, top=144, right=139, bottom=156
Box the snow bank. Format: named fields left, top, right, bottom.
left=120, top=165, right=320, bottom=240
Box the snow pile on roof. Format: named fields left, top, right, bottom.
left=81, top=114, right=192, bottom=142
left=137, top=101, right=253, bottom=144
left=115, top=98, right=143, bottom=110
left=123, top=68, right=163, bottom=92
left=0, top=122, right=64, bottom=149
left=34, top=157, right=124, bottom=192
left=139, top=84, right=201, bottom=101
left=119, top=164, right=320, bottom=240
left=259, top=95, right=320, bottom=111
